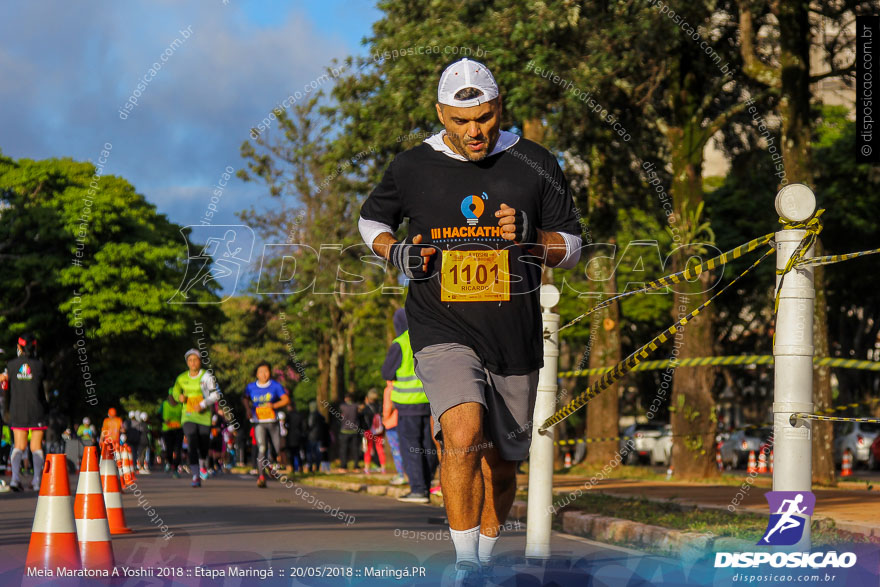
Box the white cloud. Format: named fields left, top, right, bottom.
left=0, top=1, right=355, bottom=228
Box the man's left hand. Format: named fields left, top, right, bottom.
left=496, top=203, right=537, bottom=245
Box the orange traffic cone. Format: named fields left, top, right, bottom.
left=26, top=454, right=80, bottom=570
left=564, top=452, right=572, bottom=468
left=119, top=446, right=134, bottom=488
left=747, top=450, right=757, bottom=474
left=758, top=451, right=768, bottom=474
left=769, top=450, right=774, bottom=474
left=841, top=449, right=853, bottom=477
left=75, top=446, right=114, bottom=570
left=125, top=446, right=137, bottom=481
left=101, top=441, right=133, bottom=534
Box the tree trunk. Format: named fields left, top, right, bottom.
left=345, top=312, right=357, bottom=397
left=775, top=0, right=813, bottom=187
left=585, top=254, right=621, bottom=464
left=317, top=339, right=331, bottom=418
left=522, top=118, right=555, bottom=287
left=812, top=241, right=836, bottom=485
left=668, top=125, right=719, bottom=479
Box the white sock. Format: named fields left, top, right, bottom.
left=478, top=533, right=500, bottom=565
left=10, top=448, right=23, bottom=485
left=449, top=526, right=481, bottom=566
left=31, top=450, right=44, bottom=488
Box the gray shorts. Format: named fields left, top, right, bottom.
left=413, top=343, right=539, bottom=461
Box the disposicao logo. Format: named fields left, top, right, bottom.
left=759, top=491, right=815, bottom=546
left=460, top=192, right=488, bottom=225
left=714, top=490, right=857, bottom=570
left=714, top=551, right=856, bottom=569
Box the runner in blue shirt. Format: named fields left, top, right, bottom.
left=243, top=361, right=290, bottom=487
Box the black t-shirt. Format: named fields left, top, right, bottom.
left=360, top=137, right=580, bottom=375
left=5, top=355, right=48, bottom=428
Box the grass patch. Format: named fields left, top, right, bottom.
left=296, top=472, right=397, bottom=486
left=562, top=462, right=775, bottom=488
left=550, top=492, right=879, bottom=551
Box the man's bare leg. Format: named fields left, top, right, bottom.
left=439, top=402, right=484, bottom=566
left=477, top=445, right=516, bottom=566
left=478, top=445, right=517, bottom=536
left=439, top=402, right=484, bottom=528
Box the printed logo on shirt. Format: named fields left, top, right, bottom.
left=17, top=363, right=33, bottom=381
left=430, top=191, right=504, bottom=242
left=460, top=192, right=488, bottom=225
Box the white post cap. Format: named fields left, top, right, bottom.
left=540, top=284, right=560, bottom=311
left=775, top=184, right=816, bottom=223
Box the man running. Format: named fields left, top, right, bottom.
left=101, top=407, right=124, bottom=447
left=0, top=334, right=50, bottom=491
left=169, top=349, right=220, bottom=487
left=359, top=58, right=581, bottom=581
left=243, top=361, right=290, bottom=487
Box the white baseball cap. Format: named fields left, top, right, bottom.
left=437, top=58, right=499, bottom=107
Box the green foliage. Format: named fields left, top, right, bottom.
left=0, top=153, right=221, bottom=418
left=707, top=105, right=880, bottom=412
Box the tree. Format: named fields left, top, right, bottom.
left=0, top=153, right=220, bottom=417
left=238, top=96, right=391, bottom=415
left=735, top=0, right=880, bottom=484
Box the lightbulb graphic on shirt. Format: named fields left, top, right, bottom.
left=460, top=192, right=489, bottom=226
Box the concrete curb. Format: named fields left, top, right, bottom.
left=506, top=500, right=755, bottom=555
left=297, top=476, right=442, bottom=504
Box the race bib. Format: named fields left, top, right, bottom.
left=256, top=405, right=275, bottom=420
left=440, top=249, right=510, bottom=302
left=186, top=396, right=202, bottom=413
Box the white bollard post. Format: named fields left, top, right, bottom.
left=525, top=284, right=561, bottom=560
left=772, top=184, right=817, bottom=550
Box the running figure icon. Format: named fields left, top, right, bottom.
left=762, top=494, right=806, bottom=543
left=758, top=491, right=816, bottom=546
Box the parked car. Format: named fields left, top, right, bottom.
left=719, top=427, right=773, bottom=469
left=833, top=421, right=880, bottom=467
left=869, top=436, right=880, bottom=470
left=620, top=423, right=665, bottom=465
left=651, top=424, right=673, bottom=466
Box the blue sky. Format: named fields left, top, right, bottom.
left=1, top=0, right=381, bottom=233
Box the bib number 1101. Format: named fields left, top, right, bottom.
left=440, top=249, right=510, bottom=302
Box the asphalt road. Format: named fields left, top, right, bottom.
left=0, top=470, right=684, bottom=586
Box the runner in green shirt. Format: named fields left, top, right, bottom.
left=169, top=349, right=220, bottom=487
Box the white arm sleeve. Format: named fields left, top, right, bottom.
left=358, top=216, right=395, bottom=255
left=550, top=232, right=582, bottom=270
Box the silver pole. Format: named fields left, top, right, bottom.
left=772, top=184, right=817, bottom=550
left=525, top=284, right=560, bottom=559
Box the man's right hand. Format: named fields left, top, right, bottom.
left=389, top=234, right=437, bottom=279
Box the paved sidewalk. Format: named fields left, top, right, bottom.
left=534, top=475, right=880, bottom=536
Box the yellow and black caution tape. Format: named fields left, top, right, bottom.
left=774, top=211, right=824, bottom=314
left=539, top=247, right=775, bottom=432
left=555, top=436, right=624, bottom=446
left=815, top=397, right=880, bottom=417
left=557, top=355, right=880, bottom=378
left=794, top=247, right=880, bottom=269
left=553, top=426, right=770, bottom=446
left=552, top=232, right=776, bottom=336
left=792, top=414, right=880, bottom=425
